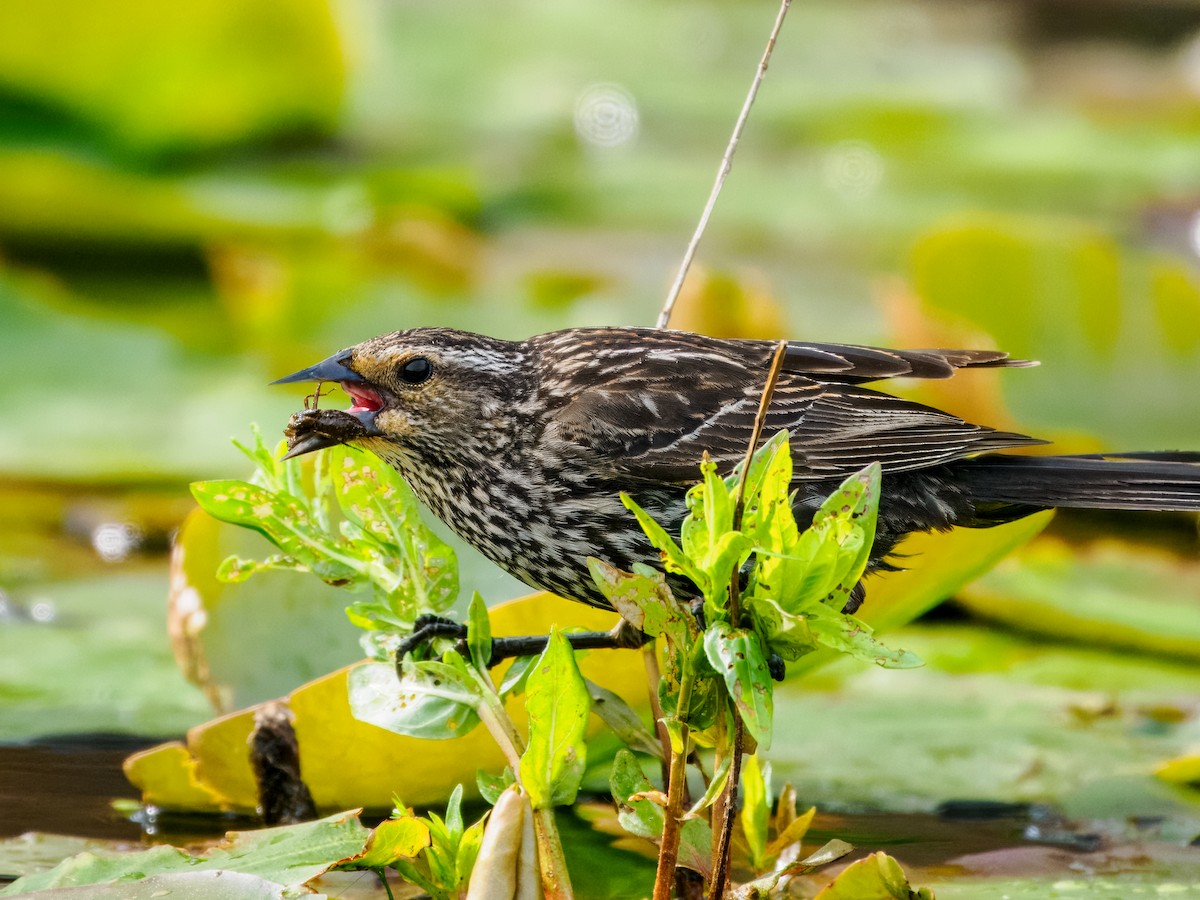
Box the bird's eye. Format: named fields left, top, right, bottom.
left=399, top=356, right=433, bottom=385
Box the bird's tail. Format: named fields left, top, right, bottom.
left=956, top=452, right=1200, bottom=513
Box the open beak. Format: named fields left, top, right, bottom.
left=274, top=351, right=386, bottom=458
left=271, top=351, right=360, bottom=385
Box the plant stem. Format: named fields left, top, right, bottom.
left=533, top=807, right=575, bottom=900
left=656, top=0, right=793, bottom=329
left=652, top=668, right=696, bottom=900
left=643, top=645, right=673, bottom=787
left=729, top=339, right=791, bottom=622
left=709, top=339, right=789, bottom=897
left=708, top=714, right=744, bottom=900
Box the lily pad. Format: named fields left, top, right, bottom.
left=957, top=538, right=1200, bottom=662
left=127, top=593, right=646, bottom=812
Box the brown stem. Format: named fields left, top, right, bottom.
left=709, top=340, right=789, bottom=897
left=652, top=671, right=695, bottom=900
left=708, top=715, right=745, bottom=900
left=533, top=806, right=575, bottom=899
left=644, top=644, right=673, bottom=788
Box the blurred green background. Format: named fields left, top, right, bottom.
left=1, top=0, right=1200, bottom=840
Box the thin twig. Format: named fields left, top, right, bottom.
left=729, top=339, right=791, bottom=622
left=711, top=339, right=790, bottom=899
left=655, top=0, right=793, bottom=330
left=709, top=715, right=745, bottom=900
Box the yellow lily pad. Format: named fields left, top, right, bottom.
left=129, top=593, right=642, bottom=812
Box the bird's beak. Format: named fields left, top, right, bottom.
left=274, top=350, right=387, bottom=459
left=271, top=351, right=359, bottom=385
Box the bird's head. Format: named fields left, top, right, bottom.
left=274, top=328, right=536, bottom=465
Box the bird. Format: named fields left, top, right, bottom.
left=273, top=326, right=1200, bottom=616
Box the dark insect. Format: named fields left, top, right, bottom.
left=302, top=382, right=335, bottom=411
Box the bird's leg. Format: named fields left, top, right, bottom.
left=393, top=613, right=652, bottom=670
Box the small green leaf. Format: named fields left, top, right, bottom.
left=685, top=754, right=731, bottom=818
left=609, top=750, right=713, bottom=877
left=519, top=628, right=590, bottom=809
left=497, top=654, right=538, bottom=698
left=587, top=680, right=663, bottom=759
left=704, top=622, right=774, bottom=749
left=466, top=592, right=491, bottom=672
left=813, top=850, right=933, bottom=899
left=337, top=816, right=431, bottom=870
left=476, top=767, right=516, bottom=805
left=621, top=492, right=706, bottom=588
left=741, top=755, right=772, bottom=873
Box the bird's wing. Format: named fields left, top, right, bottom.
left=538, top=333, right=1042, bottom=484
left=779, top=341, right=1035, bottom=383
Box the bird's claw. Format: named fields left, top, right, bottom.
left=395, top=614, right=468, bottom=670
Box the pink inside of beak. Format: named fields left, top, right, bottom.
left=343, top=382, right=384, bottom=414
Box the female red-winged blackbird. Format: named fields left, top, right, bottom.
left=275, top=326, right=1200, bottom=613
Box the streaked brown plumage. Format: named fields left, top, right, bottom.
left=276, top=326, right=1200, bottom=611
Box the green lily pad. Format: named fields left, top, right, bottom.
left=957, top=538, right=1200, bottom=662
left=0, top=570, right=210, bottom=741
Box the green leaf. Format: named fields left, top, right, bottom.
left=608, top=749, right=713, bottom=878
left=813, top=850, right=933, bottom=899
left=741, top=755, right=772, bottom=873
left=587, top=558, right=689, bottom=642
left=476, top=767, right=516, bottom=805
left=190, top=480, right=355, bottom=585
left=806, top=610, right=923, bottom=670
left=519, top=628, right=590, bottom=809
left=466, top=592, right=491, bottom=672
left=621, top=492, right=706, bottom=588
left=586, top=680, right=663, bottom=759
left=330, top=447, right=459, bottom=618
left=1, top=811, right=369, bottom=894
left=704, top=622, right=774, bottom=749
left=685, top=754, right=731, bottom=818
left=336, top=816, right=431, bottom=870
left=348, top=659, right=481, bottom=740
left=497, top=654, right=538, bottom=698
left=746, top=595, right=817, bottom=662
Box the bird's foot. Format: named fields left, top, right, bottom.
left=394, top=614, right=467, bottom=663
